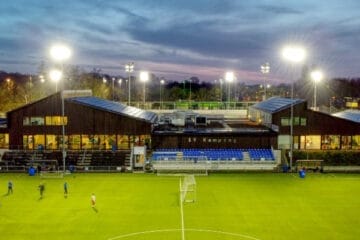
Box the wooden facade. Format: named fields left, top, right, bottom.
left=250, top=98, right=360, bottom=150
left=151, top=131, right=277, bottom=149
left=6, top=92, right=153, bottom=150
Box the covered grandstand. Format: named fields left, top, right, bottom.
left=0, top=94, right=360, bottom=172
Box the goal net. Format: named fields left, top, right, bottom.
left=296, top=159, right=324, bottom=172
left=179, top=175, right=196, bottom=203
left=33, top=159, right=64, bottom=178
left=154, top=155, right=209, bottom=176
left=40, top=170, right=64, bottom=179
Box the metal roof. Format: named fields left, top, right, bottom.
left=332, top=109, right=360, bottom=123
left=250, top=97, right=305, bottom=113
left=68, top=97, right=158, bottom=123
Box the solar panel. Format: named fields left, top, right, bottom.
left=332, top=110, right=360, bottom=123
left=250, top=97, right=304, bottom=113
left=68, top=97, right=157, bottom=123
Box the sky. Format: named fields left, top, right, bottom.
left=0, top=0, right=360, bottom=84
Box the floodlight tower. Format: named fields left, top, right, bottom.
left=310, top=70, right=323, bottom=111
left=225, top=71, right=234, bottom=109
left=125, top=62, right=134, bottom=105
left=50, top=44, right=72, bottom=173
left=260, top=62, right=270, bottom=100
left=281, top=45, right=306, bottom=171
left=140, top=71, right=149, bottom=108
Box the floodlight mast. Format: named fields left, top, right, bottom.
left=310, top=70, right=323, bottom=110
left=50, top=44, right=72, bottom=173
left=140, top=71, right=149, bottom=108
left=225, top=71, right=234, bottom=109
left=125, top=62, right=134, bottom=106
left=281, top=45, right=306, bottom=171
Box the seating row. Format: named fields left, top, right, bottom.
left=152, top=148, right=275, bottom=161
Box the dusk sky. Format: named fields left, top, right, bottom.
left=0, top=0, right=359, bottom=83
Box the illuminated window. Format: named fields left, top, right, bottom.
left=45, top=116, right=68, bottom=125
left=0, top=134, right=9, bottom=148
left=300, top=135, right=321, bottom=149
left=321, top=135, right=340, bottom=150
left=34, top=135, right=45, bottom=150
left=281, top=118, right=290, bottom=126
left=46, top=135, right=58, bottom=150
left=352, top=135, right=360, bottom=150
left=23, top=135, right=33, bottom=150
left=293, top=117, right=300, bottom=126
left=30, top=117, right=44, bottom=125
left=117, top=135, right=129, bottom=149
left=23, top=117, right=30, bottom=126
left=300, top=118, right=307, bottom=126
left=69, top=135, right=80, bottom=150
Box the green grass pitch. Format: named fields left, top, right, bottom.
left=0, top=173, right=359, bottom=240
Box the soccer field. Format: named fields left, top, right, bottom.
left=0, top=173, right=359, bottom=240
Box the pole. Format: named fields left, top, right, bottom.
left=189, top=79, right=191, bottom=101
left=160, top=83, right=162, bottom=109
left=143, top=81, right=146, bottom=108
left=112, top=78, right=115, bottom=101
left=61, top=90, right=66, bottom=172
left=314, top=81, right=317, bottom=110
left=290, top=81, right=294, bottom=171
left=227, top=82, right=230, bottom=109
left=128, top=72, right=131, bottom=105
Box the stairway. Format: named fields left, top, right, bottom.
left=243, top=152, right=251, bottom=161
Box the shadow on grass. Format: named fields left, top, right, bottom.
left=92, top=207, right=98, bottom=213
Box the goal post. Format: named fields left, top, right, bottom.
left=154, top=155, right=209, bottom=176
left=179, top=175, right=196, bottom=203
left=40, top=170, right=64, bottom=179
left=30, top=159, right=64, bottom=178
left=295, top=159, right=324, bottom=172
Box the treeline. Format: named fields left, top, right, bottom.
left=1, top=66, right=359, bottom=113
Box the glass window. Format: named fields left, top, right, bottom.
left=69, top=135, right=80, bottom=150
left=45, top=116, right=67, bottom=125
left=34, top=135, right=45, bottom=150
left=0, top=134, right=9, bottom=148
left=30, top=117, right=44, bottom=126
left=293, top=117, right=300, bottom=126
left=300, top=135, right=321, bottom=149
left=23, top=135, right=33, bottom=150
left=81, top=135, right=92, bottom=150
left=23, top=117, right=30, bottom=126
left=281, top=118, right=290, bottom=126
left=341, top=136, right=352, bottom=150
left=278, top=135, right=290, bottom=149
left=117, top=135, right=129, bottom=150
left=106, top=135, right=116, bottom=150
left=322, top=135, right=340, bottom=150
left=46, top=135, right=58, bottom=150
left=300, top=118, right=307, bottom=126
left=352, top=135, right=360, bottom=150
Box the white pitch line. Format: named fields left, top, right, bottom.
left=179, top=178, right=185, bottom=240
left=108, top=228, right=262, bottom=240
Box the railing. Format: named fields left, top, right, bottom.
left=0, top=165, right=126, bottom=173
left=128, top=101, right=257, bottom=110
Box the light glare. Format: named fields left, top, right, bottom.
left=50, top=44, right=72, bottom=62
left=282, top=46, right=306, bottom=63
left=311, top=70, right=323, bottom=83
left=49, top=69, right=62, bottom=82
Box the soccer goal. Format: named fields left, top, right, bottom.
left=40, top=170, right=64, bottom=178
left=154, top=155, right=209, bottom=176
left=35, top=160, right=64, bottom=178
left=179, top=175, right=196, bottom=203
left=296, top=159, right=324, bottom=172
